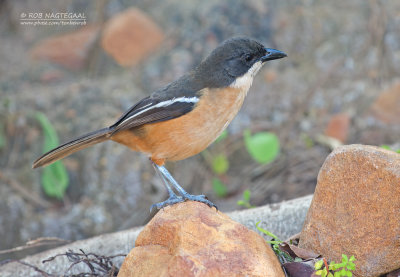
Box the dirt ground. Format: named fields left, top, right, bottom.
left=0, top=0, right=399, bottom=260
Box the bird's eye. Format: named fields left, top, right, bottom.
left=244, top=54, right=253, bottom=62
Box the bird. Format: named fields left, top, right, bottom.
left=33, top=37, right=287, bottom=211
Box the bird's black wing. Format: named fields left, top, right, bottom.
left=110, top=74, right=203, bottom=132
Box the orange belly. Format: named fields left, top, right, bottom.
left=111, top=87, right=247, bottom=165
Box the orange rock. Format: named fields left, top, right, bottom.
left=299, top=145, right=400, bottom=277
left=39, top=70, right=64, bottom=83
left=30, top=25, right=100, bottom=70
left=324, top=113, right=350, bottom=143
left=101, top=8, right=164, bottom=67
left=118, top=201, right=284, bottom=277
left=370, top=82, right=400, bottom=124
left=264, top=69, right=278, bottom=83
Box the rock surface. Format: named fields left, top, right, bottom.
left=324, top=113, right=350, bottom=143
left=299, top=144, right=400, bottom=277
left=101, top=7, right=164, bottom=66
left=30, top=25, right=100, bottom=70
left=371, top=82, right=400, bottom=124
left=118, top=201, right=284, bottom=277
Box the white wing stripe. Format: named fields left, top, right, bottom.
left=119, top=96, right=199, bottom=125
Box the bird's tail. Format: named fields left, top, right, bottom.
left=32, top=127, right=112, bottom=169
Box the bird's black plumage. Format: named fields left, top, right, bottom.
left=195, top=37, right=267, bottom=87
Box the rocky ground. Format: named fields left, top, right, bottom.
left=0, top=0, right=399, bottom=259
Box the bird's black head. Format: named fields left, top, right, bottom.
left=195, top=37, right=286, bottom=89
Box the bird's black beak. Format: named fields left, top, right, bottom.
left=261, top=48, right=287, bottom=62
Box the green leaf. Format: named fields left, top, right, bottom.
left=381, top=144, right=400, bottom=153
left=243, top=189, right=251, bottom=201
left=342, top=254, right=348, bottom=263
left=330, top=263, right=341, bottom=271
left=380, top=144, right=391, bottom=150
left=347, top=263, right=355, bottom=271
left=35, top=112, right=59, bottom=150
left=42, top=162, right=69, bottom=198
left=35, top=112, right=69, bottom=199
left=237, top=200, right=246, bottom=206
left=315, top=270, right=323, bottom=276
left=265, top=240, right=281, bottom=245
left=349, top=256, right=355, bottom=262
left=0, top=123, right=6, bottom=150
left=237, top=189, right=254, bottom=209
left=301, top=133, right=314, bottom=148
left=214, top=130, right=228, bottom=143
left=315, top=260, right=324, bottom=270
left=255, top=221, right=280, bottom=242
left=243, top=130, right=280, bottom=164
left=212, top=154, right=229, bottom=174
left=212, top=178, right=228, bottom=198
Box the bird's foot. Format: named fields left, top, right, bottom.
left=180, top=193, right=218, bottom=210
left=150, top=194, right=184, bottom=212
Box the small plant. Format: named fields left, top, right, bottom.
left=381, top=144, right=400, bottom=154
left=237, top=189, right=255, bottom=208
left=255, top=221, right=293, bottom=262
left=204, top=131, right=230, bottom=198
left=205, top=129, right=281, bottom=199
left=211, top=154, right=229, bottom=175
left=301, top=132, right=314, bottom=148
left=243, top=129, right=280, bottom=164
left=35, top=112, right=69, bottom=199
left=212, top=178, right=228, bottom=197
left=315, top=255, right=356, bottom=277
left=0, top=123, right=6, bottom=150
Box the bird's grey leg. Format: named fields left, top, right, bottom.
left=151, top=163, right=217, bottom=211
left=150, top=162, right=184, bottom=212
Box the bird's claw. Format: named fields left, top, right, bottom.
left=181, top=193, right=218, bottom=210
left=150, top=195, right=184, bottom=212
left=150, top=194, right=218, bottom=212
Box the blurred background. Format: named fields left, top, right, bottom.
left=0, top=0, right=399, bottom=259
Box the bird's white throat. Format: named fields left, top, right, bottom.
left=229, top=61, right=262, bottom=91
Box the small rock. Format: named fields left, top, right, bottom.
left=324, top=113, right=350, bottom=143
left=264, top=69, right=278, bottom=83
left=101, top=8, right=164, bottom=67
left=370, top=82, right=400, bottom=124
left=39, top=70, right=64, bottom=83
left=299, top=144, right=400, bottom=277
left=30, top=25, right=100, bottom=70
left=118, top=201, right=284, bottom=277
